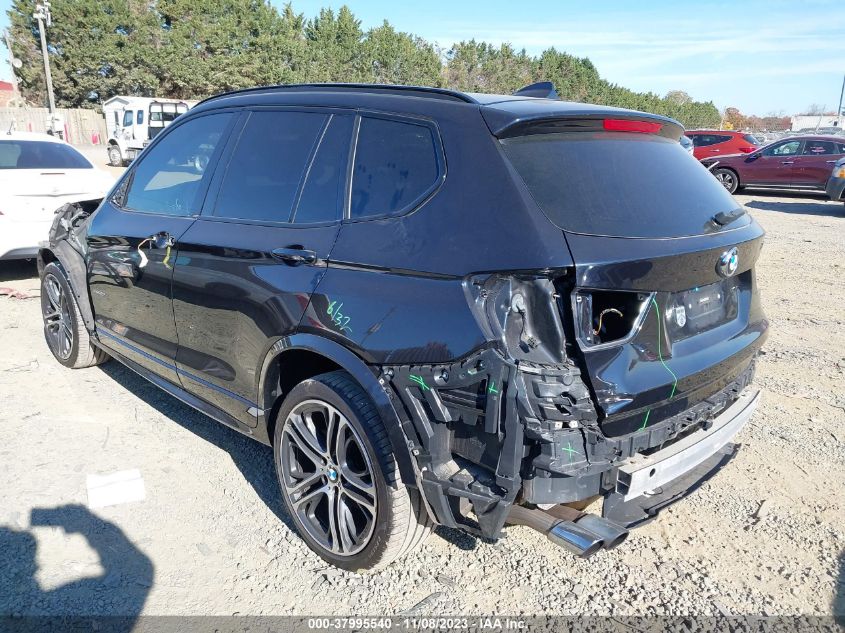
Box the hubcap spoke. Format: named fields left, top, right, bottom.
left=286, top=413, right=327, bottom=467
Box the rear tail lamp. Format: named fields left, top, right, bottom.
left=738, top=146, right=756, bottom=153
left=603, top=119, right=663, bottom=134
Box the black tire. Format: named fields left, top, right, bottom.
left=107, top=145, right=123, bottom=167
left=40, top=262, right=109, bottom=369
left=713, top=167, right=739, bottom=194
left=273, top=370, right=431, bottom=572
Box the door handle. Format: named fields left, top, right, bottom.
left=826, top=160, right=837, bottom=163
left=780, top=161, right=794, bottom=165
left=271, top=246, right=317, bottom=266
left=147, top=232, right=175, bottom=249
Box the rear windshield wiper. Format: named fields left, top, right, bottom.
left=712, top=207, right=746, bottom=227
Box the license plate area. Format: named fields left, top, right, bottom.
left=666, top=276, right=741, bottom=340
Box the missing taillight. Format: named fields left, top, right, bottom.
left=574, top=290, right=649, bottom=347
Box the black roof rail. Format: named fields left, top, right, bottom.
left=512, top=81, right=559, bottom=100
left=198, top=83, right=479, bottom=106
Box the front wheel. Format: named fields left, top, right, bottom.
left=713, top=167, right=739, bottom=194
left=273, top=371, right=431, bottom=572
left=40, top=262, right=109, bottom=369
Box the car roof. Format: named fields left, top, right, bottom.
left=194, top=82, right=683, bottom=139
left=783, top=134, right=844, bottom=141
left=1, top=131, right=68, bottom=144
left=686, top=129, right=748, bottom=135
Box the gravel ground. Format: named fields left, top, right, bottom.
left=0, top=191, right=843, bottom=618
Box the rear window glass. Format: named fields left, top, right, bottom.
left=501, top=132, right=746, bottom=238
left=0, top=140, right=92, bottom=169
left=742, top=134, right=760, bottom=145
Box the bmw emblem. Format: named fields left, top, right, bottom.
left=716, top=247, right=739, bottom=277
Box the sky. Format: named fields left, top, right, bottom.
left=1, top=0, right=843, bottom=116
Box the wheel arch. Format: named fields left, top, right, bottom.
left=257, top=333, right=417, bottom=487
left=38, top=243, right=95, bottom=331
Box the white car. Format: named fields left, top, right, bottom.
left=0, top=132, right=115, bottom=260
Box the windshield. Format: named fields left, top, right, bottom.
left=0, top=140, right=93, bottom=170
left=501, top=132, right=747, bottom=238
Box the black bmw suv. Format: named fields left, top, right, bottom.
left=39, top=83, right=767, bottom=571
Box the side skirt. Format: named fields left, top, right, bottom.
left=92, top=339, right=271, bottom=446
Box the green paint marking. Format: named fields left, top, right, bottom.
left=640, top=297, right=679, bottom=430
left=409, top=374, right=430, bottom=391
left=638, top=409, right=652, bottom=432
left=326, top=299, right=352, bottom=334
left=488, top=380, right=499, bottom=395
left=562, top=441, right=579, bottom=463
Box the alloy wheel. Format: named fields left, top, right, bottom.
left=41, top=273, right=73, bottom=360
left=279, top=399, right=378, bottom=556
left=715, top=170, right=736, bottom=191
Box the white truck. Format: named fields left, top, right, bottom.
left=103, top=96, right=194, bottom=166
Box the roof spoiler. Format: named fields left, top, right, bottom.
left=512, top=82, right=558, bottom=100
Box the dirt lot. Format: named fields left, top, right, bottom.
left=0, top=191, right=843, bottom=618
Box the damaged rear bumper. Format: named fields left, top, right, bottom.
left=379, top=347, right=758, bottom=541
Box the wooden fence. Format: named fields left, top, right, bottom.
left=0, top=107, right=108, bottom=145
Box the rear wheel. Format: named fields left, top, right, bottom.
left=713, top=168, right=739, bottom=194
left=273, top=370, right=431, bottom=572
left=40, top=262, right=109, bottom=369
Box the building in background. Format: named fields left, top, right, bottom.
left=791, top=113, right=841, bottom=131
left=0, top=81, right=15, bottom=107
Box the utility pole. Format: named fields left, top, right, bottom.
left=33, top=1, right=57, bottom=131
left=838, top=74, right=844, bottom=130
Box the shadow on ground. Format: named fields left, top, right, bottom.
left=0, top=504, right=152, bottom=621
left=98, top=360, right=294, bottom=530
left=0, top=260, right=38, bottom=283
left=99, top=359, right=482, bottom=553
left=742, top=190, right=844, bottom=218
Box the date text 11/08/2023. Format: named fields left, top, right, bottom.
left=306, top=617, right=528, bottom=630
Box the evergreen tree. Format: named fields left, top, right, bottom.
left=5, top=0, right=722, bottom=127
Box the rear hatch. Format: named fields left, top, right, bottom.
left=495, top=111, right=768, bottom=435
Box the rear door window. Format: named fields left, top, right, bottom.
left=214, top=111, right=328, bottom=223
left=802, top=140, right=835, bottom=155
left=501, top=132, right=746, bottom=238
left=350, top=116, right=442, bottom=219
left=293, top=115, right=353, bottom=224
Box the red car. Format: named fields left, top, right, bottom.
left=686, top=129, right=760, bottom=160
left=701, top=135, right=845, bottom=194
